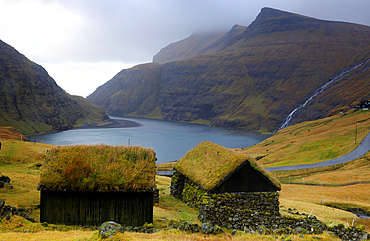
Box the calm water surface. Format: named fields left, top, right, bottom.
left=35, top=117, right=270, bottom=164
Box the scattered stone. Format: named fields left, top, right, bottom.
left=231, top=229, right=237, bottom=236
left=125, top=226, right=133, bottom=232
left=213, top=225, right=224, bottom=234
left=99, top=221, right=124, bottom=239
left=15, top=207, right=29, bottom=219
left=0, top=174, right=10, bottom=183
left=200, top=223, right=214, bottom=234
left=4, top=183, right=13, bottom=189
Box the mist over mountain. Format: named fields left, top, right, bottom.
left=87, top=7, right=370, bottom=133
left=0, top=40, right=108, bottom=134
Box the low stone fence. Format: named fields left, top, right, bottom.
left=201, top=192, right=280, bottom=216
left=199, top=203, right=325, bottom=234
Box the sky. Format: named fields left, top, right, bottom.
left=1, top=0, right=370, bottom=97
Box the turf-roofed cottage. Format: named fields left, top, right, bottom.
left=39, top=145, right=156, bottom=226
left=170, top=141, right=282, bottom=230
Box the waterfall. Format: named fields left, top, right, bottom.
left=279, top=59, right=370, bottom=130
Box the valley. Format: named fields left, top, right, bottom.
left=0, top=5, right=370, bottom=240
left=1, top=108, right=369, bottom=240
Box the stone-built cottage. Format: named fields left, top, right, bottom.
left=170, top=141, right=282, bottom=230
left=171, top=141, right=281, bottom=196
left=39, top=144, right=156, bottom=226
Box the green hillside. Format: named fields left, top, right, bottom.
left=0, top=40, right=108, bottom=134
left=87, top=7, right=370, bottom=133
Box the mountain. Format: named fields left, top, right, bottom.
left=87, top=7, right=370, bottom=133
left=0, top=40, right=108, bottom=134
left=152, top=27, right=245, bottom=64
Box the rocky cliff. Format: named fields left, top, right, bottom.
left=87, top=7, right=370, bottom=133
left=0, top=40, right=108, bottom=134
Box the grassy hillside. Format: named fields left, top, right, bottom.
left=0, top=40, right=108, bottom=135
left=243, top=109, right=370, bottom=167
left=88, top=7, right=370, bottom=133
left=0, top=126, right=28, bottom=141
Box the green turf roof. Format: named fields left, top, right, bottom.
left=39, top=144, right=156, bottom=192
left=175, top=141, right=281, bottom=191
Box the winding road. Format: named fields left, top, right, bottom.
left=264, top=132, right=370, bottom=172
left=156, top=132, right=370, bottom=176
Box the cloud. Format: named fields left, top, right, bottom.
left=1, top=0, right=370, bottom=97
left=41, top=61, right=137, bottom=97
left=0, top=0, right=85, bottom=63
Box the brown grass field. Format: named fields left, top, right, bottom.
left=0, top=126, right=28, bottom=141
left=1, top=109, right=370, bottom=240
left=244, top=109, right=370, bottom=168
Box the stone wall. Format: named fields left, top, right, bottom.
left=199, top=203, right=325, bottom=233
left=170, top=172, right=185, bottom=200
left=171, top=173, right=279, bottom=215
left=169, top=172, right=370, bottom=239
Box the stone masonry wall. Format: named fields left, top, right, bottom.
left=170, top=173, right=370, bottom=239
left=170, top=172, right=185, bottom=200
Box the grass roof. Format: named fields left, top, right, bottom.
left=39, top=144, right=156, bottom=192
left=175, top=141, right=280, bottom=191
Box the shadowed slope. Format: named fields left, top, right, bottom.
left=0, top=40, right=108, bottom=134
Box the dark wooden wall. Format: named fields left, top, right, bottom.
left=40, top=190, right=153, bottom=226
left=210, top=161, right=279, bottom=193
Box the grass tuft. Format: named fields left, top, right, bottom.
left=39, top=144, right=156, bottom=192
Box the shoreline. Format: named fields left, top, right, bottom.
left=74, top=118, right=143, bottom=130
left=31, top=118, right=143, bottom=138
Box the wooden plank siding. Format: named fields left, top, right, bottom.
left=40, top=190, right=153, bottom=226
left=210, top=161, right=280, bottom=193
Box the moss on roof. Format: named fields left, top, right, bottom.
left=39, top=144, right=156, bottom=192
left=175, top=141, right=280, bottom=191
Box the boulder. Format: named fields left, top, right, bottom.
left=201, top=223, right=214, bottom=234
left=0, top=174, right=10, bottom=183
left=99, top=221, right=125, bottom=239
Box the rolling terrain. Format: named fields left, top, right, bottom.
left=0, top=40, right=108, bottom=134
left=1, top=109, right=370, bottom=239
left=87, top=7, right=370, bottom=133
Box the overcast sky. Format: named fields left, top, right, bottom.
left=1, top=0, right=370, bottom=97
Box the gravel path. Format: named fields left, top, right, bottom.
left=264, top=132, right=370, bottom=171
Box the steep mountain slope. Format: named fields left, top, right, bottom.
left=285, top=59, right=370, bottom=127
left=0, top=40, right=108, bottom=134
left=153, top=25, right=248, bottom=64
left=88, top=7, right=370, bottom=133
left=87, top=63, right=162, bottom=117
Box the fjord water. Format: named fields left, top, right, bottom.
left=36, top=117, right=270, bottom=164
